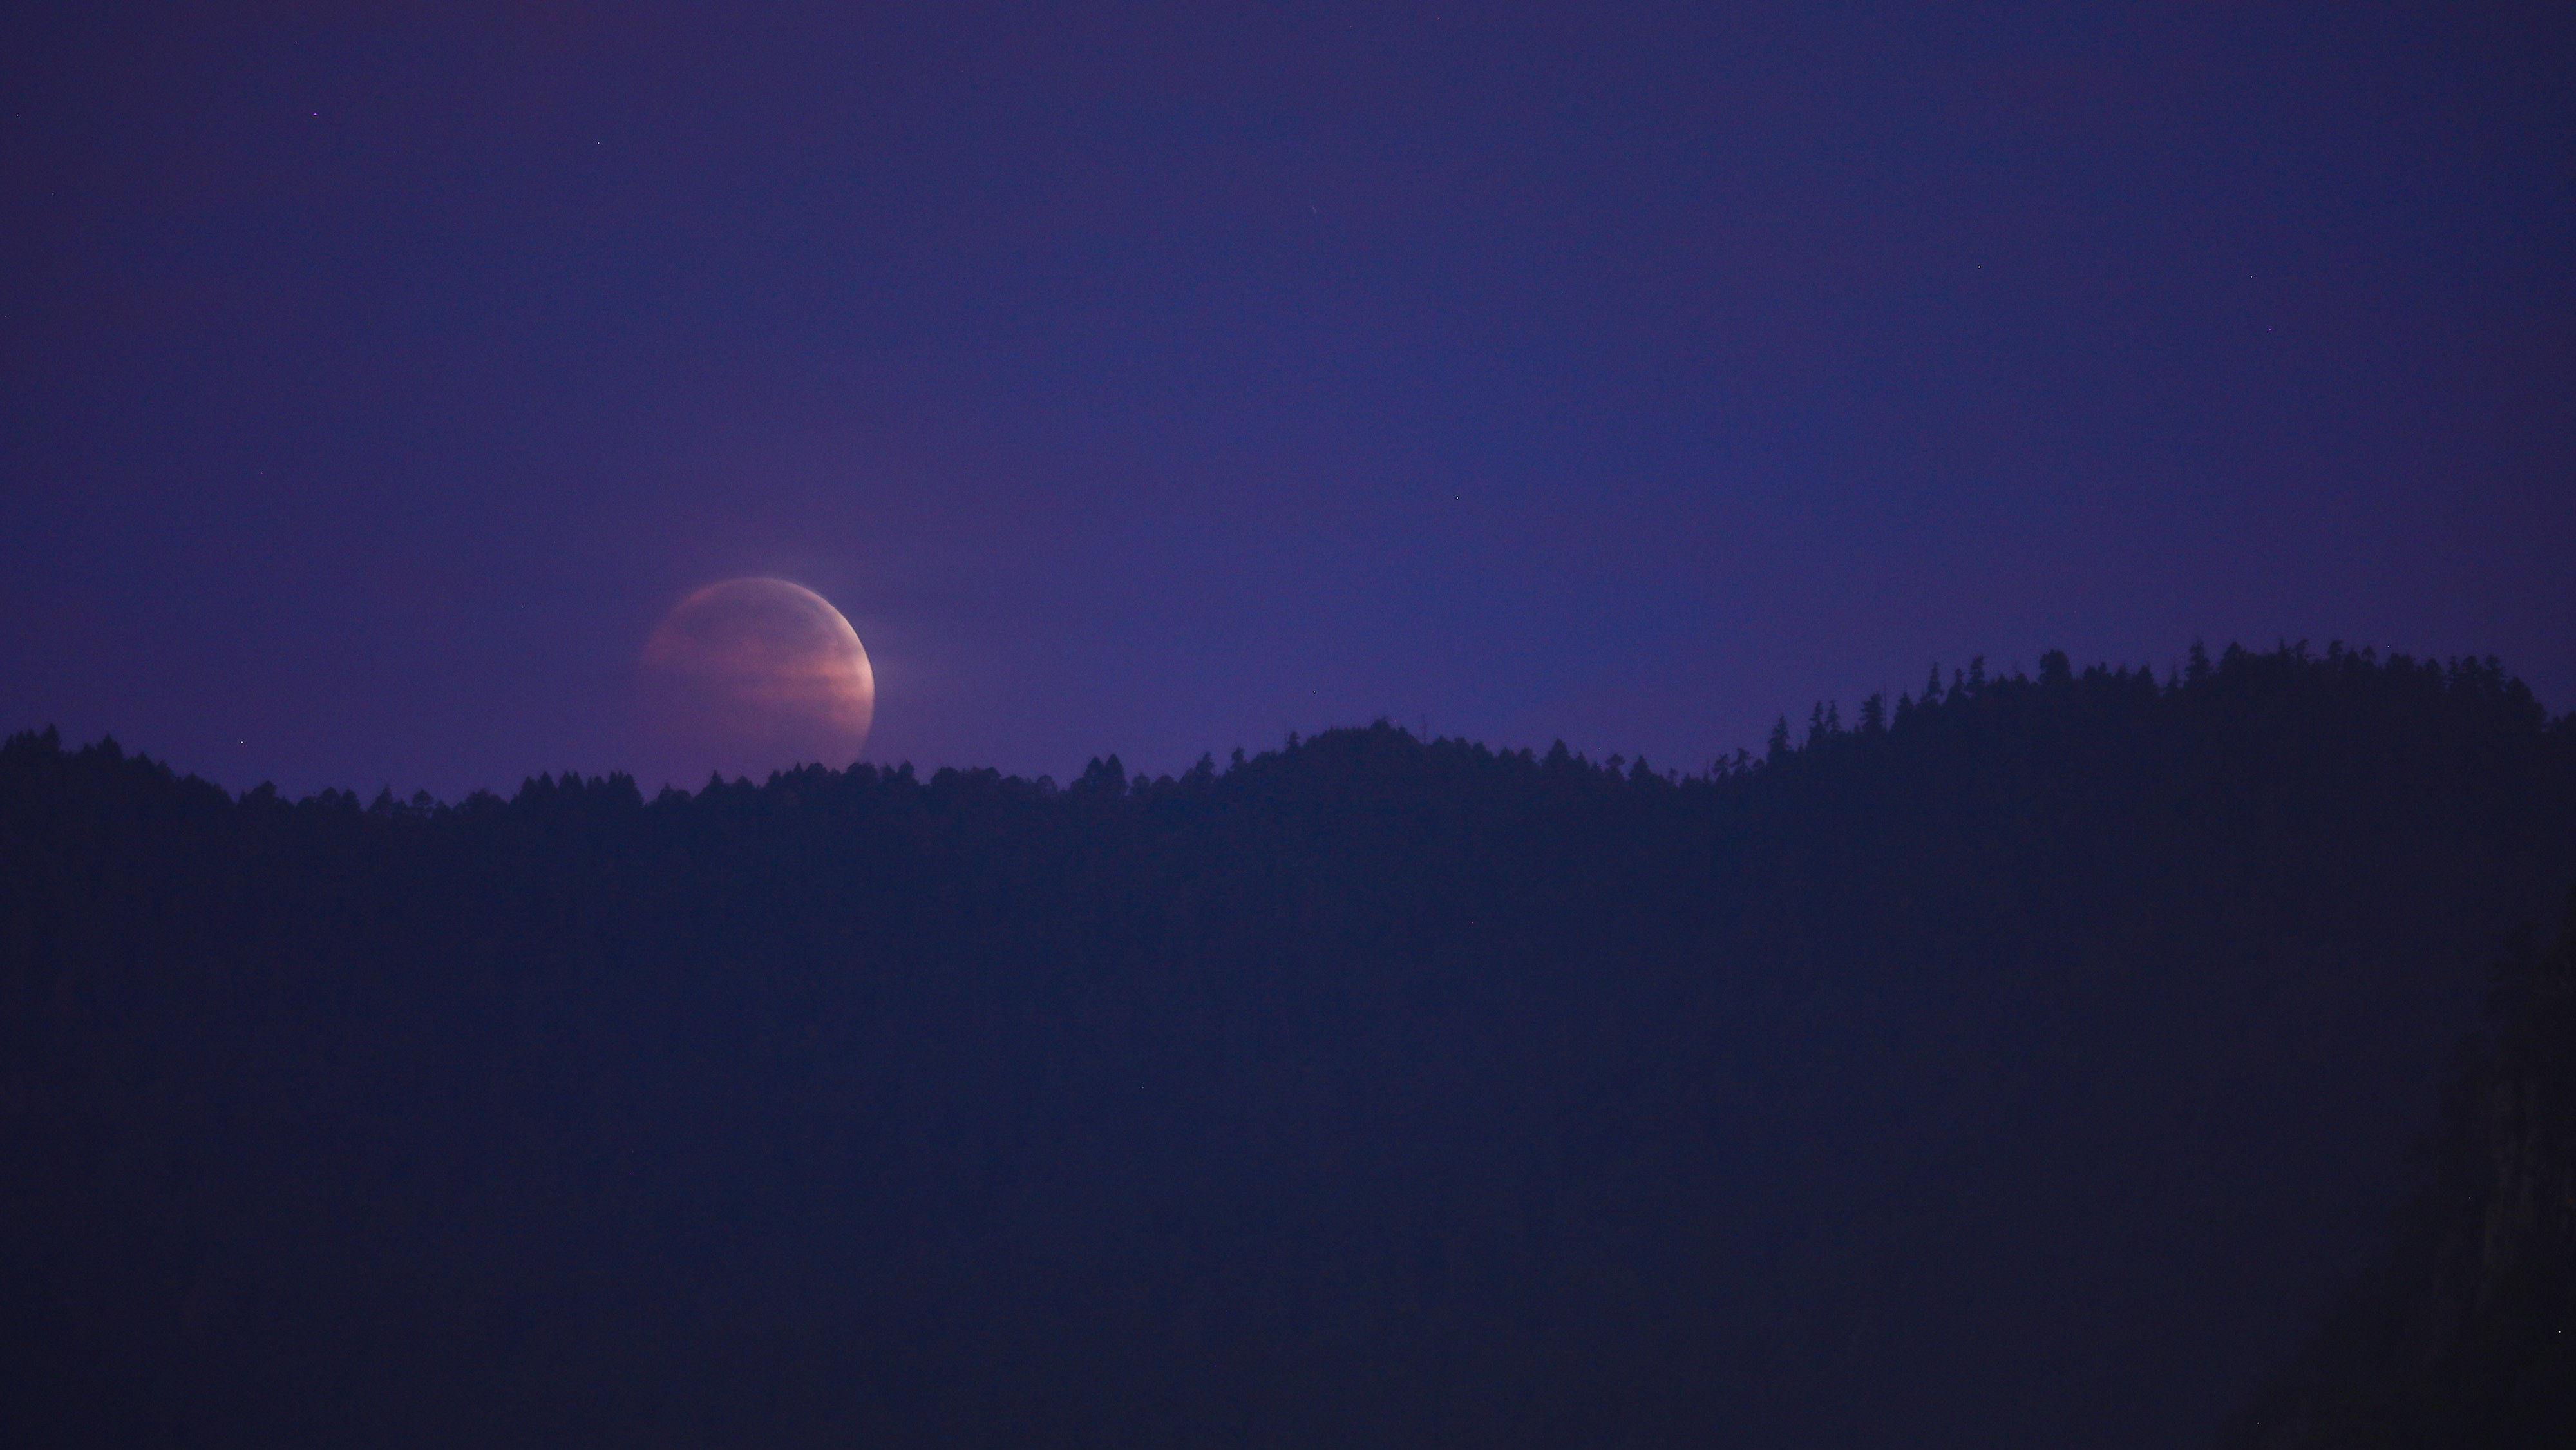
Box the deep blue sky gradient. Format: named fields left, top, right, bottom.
left=5, top=1, right=2570, bottom=794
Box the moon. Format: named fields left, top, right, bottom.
left=639, top=577, right=875, bottom=779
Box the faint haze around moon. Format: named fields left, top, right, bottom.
left=639, top=578, right=875, bottom=784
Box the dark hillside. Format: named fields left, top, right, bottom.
left=3, top=644, right=2571, bottom=1448
left=2229, top=889, right=2576, bottom=1448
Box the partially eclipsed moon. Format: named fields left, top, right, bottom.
left=641, top=577, right=874, bottom=776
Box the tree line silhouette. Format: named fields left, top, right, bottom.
left=3, top=642, right=2571, bottom=1448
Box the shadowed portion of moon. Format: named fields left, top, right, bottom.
left=640, top=578, right=873, bottom=781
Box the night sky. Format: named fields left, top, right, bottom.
left=5, top=2, right=2570, bottom=797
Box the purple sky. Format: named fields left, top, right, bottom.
left=5, top=2, right=2570, bottom=796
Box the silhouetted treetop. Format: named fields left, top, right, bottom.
left=2, top=641, right=2571, bottom=1450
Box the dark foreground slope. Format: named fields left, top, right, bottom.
left=3, top=645, right=2571, bottom=1449
left=2229, top=890, right=2576, bottom=1448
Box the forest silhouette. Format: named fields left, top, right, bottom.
left=5, top=642, right=2573, bottom=1447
